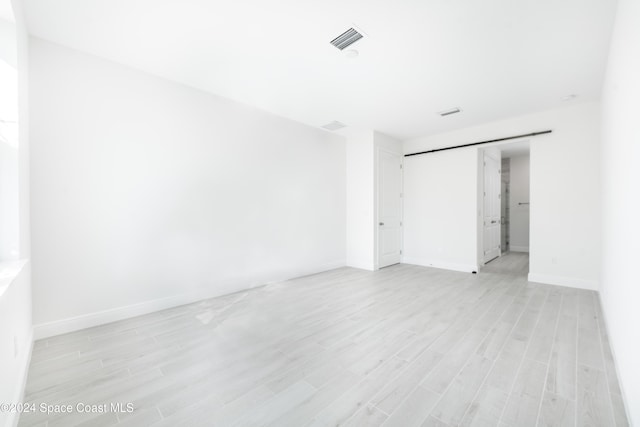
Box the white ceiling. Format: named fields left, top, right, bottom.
left=22, top=0, right=617, bottom=140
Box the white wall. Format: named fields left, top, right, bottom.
left=29, top=38, right=346, bottom=337
left=508, top=155, right=530, bottom=252
left=404, top=102, right=601, bottom=289
left=600, top=0, right=640, bottom=423
left=403, top=148, right=479, bottom=272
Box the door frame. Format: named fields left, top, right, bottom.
left=375, top=146, right=404, bottom=270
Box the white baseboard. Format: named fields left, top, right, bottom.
left=10, top=326, right=33, bottom=427
left=33, top=292, right=212, bottom=339
left=33, top=260, right=345, bottom=340
left=528, top=273, right=598, bottom=290
left=510, top=246, right=530, bottom=253
left=403, top=257, right=478, bottom=273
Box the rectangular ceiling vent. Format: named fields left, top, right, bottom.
left=330, top=28, right=363, bottom=50
left=321, top=121, right=347, bottom=131
left=438, top=107, right=462, bottom=117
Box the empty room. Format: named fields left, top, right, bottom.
left=1, top=0, right=638, bottom=426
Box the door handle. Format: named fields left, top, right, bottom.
left=379, top=222, right=384, bottom=226
left=491, top=220, right=497, bottom=224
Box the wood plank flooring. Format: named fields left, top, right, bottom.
left=18, top=254, right=628, bottom=426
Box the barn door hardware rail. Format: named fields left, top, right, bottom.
left=404, top=130, right=552, bottom=157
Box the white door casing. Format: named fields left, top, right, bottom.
left=377, top=149, right=402, bottom=268
left=483, top=153, right=501, bottom=263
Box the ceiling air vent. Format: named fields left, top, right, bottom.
left=321, top=121, right=347, bottom=131
left=330, top=28, right=363, bottom=50
left=438, top=107, right=461, bottom=117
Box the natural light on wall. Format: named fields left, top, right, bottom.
left=0, top=15, right=20, bottom=261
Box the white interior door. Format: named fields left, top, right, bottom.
left=378, top=149, right=402, bottom=268
left=483, top=153, right=501, bottom=263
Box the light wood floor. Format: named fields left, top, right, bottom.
left=19, top=253, right=628, bottom=427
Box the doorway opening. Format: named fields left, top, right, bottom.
left=480, top=140, right=530, bottom=272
